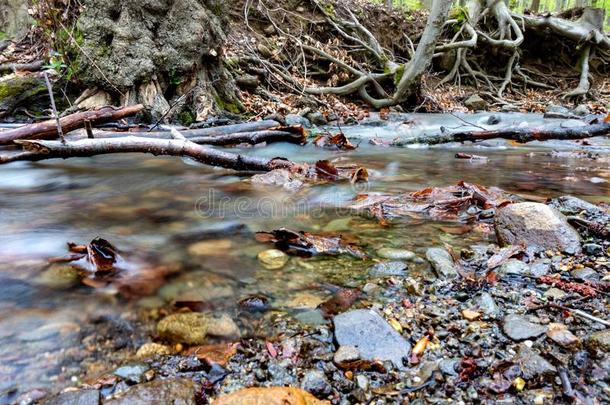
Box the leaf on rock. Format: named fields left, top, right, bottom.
left=318, top=287, right=361, bottom=318
left=213, top=387, right=330, bottom=405
left=183, top=343, right=238, bottom=366
left=255, top=228, right=367, bottom=258
left=486, top=244, right=525, bottom=269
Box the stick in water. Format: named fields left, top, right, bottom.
left=43, top=72, right=65, bottom=144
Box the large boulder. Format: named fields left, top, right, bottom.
left=495, top=202, right=581, bottom=254
left=333, top=309, right=411, bottom=369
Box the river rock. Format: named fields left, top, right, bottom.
left=333, top=309, right=411, bottom=369
left=34, top=265, right=81, bottom=289
left=104, top=378, right=197, bottom=405
left=301, top=369, right=332, bottom=396
left=583, top=243, right=603, bottom=256
left=495, top=203, right=581, bottom=254
left=44, top=389, right=99, bottom=405
left=586, top=329, right=610, bottom=352
left=529, top=258, right=551, bottom=277
left=571, top=267, right=599, bottom=282
left=513, top=344, right=556, bottom=379
left=377, top=248, right=416, bottom=261
left=368, top=261, right=407, bottom=277
left=333, top=345, right=361, bottom=366
left=573, top=104, right=589, bottom=116
left=548, top=195, right=606, bottom=217
left=464, top=94, right=487, bottom=111
left=543, top=287, right=568, bottom=300
left=503, top=314, right=547, bottom=341
left=113, top=363, right=150, bottom=384
left=498, top=259, right=529, bottom=276
left=257, top=249, right=289, bottom=269
left=477, top=292, right=501, bottom=318
left=136, top=342, right=173, bottom=359
left=214, top=387, right=329, bottom=405
left=306, top=111, right=328, bottom=126
left=426, top=247, right=458, bottom=279
left=285, top=114, right=311, bottom=128
left=156, top=312, right=239, bottom=345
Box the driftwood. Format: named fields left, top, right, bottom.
left=0, top=104, right=145, bottom=145
left=68, top=126, right=307, bottom=146
left=1, top=137, right=297, bottom=172
left=392, top=122, right=610, bottom=146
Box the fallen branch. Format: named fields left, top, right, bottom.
left=0, top=61, right=44, bottom=74
left=2, top=137, right=296, bottom=172
left=392, top=122, right=610, bottom=146
left=0, top=104, right=145, bottom=145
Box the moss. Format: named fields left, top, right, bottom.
left=214, top=94, right=244, bottom=115
left=393, top=64, right=405, bottom=86
left=0, top=76, right=46, bottom=101
left=178, top=110, right=196, bottom=126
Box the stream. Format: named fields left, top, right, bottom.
left=0, top=112, right=609, bottom=403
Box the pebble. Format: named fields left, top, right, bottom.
left=376, top=248, right=416, bottom=261
left=104, top=378, right=197, bottom=405
left=498, top=259, right=529, bottom=276
left=462, top=309, right=481, bottom=321
left=187, top=239, right=232, bottom=256
left=333, top=309, right=411, bottom=370
left=546, top=323, right=579, bottom=348
left=503, top=314, right=548, bottom=341
left=543, top=287, right=568, bottom=301
left=425, top=247, right=458, bottom=279
left=439, top=358, right=460, bottom=376
left=34, top=265, right=81, bottom=289
left=257, top=249, right=289, bottom=269
left=513, top=344, right=557, bottom=379
left=529, top=259, right=551, bottom=277
left=368, top=261, right=407, bottom=277
left=571, top=267, right=599, bottom=282
left=583, top=243, right=603, bottom=256
left=136, top=343, right=173, bottom=359
left=355, top=375, right=369, bottom=391
left=333, top=345, right=361, bottom=365
left=477, top=292, right=501, bottom=318
left=301, top=369, right=332, bottom=396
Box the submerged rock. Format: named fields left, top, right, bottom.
left=333, top=309, right=411, bottom=369
left=104, top=378, right=197, bottom=405
left=257, top=249, right=289, bottom=269
left=495, top=203, right=581, bottom=254
left=376, top=248, right=416, bottom=261
left=285, top=114, right=312, bottom=128
left=156, top=312, right=239, bottom=345
left=426, top=248, right=458, bottom=279
left=368, top=261, right=407, bottom=277
left=34, top=265, right=81, bottom=289
left=498, top=259, right=529, bottom=277
left=503, top=314, right=547, bottom=341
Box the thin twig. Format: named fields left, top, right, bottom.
left=43, top=72, right=65, bottom=144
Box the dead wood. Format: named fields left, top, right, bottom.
left=0, top=61, right=44, bottom=74
left=393, top=122, right=610, bottom=146
left=1, top=136, right=296, bottom=172
left=0, top=104, right=145, bottom=145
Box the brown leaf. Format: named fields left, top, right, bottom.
left=486, top=244, right=525, bottom=269
left=213, top=387, right=330, bottom=405
left=87, top=237, right=118, bottom=273
left=183, top=343, right=238, bottom=366
left=318, top=287, right=361, bottom=318
left=313, top=132, right=356, bottom=150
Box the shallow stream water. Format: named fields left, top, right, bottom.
left=0, top=113, right=608, bottom=402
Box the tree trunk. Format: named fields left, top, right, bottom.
left=531, top=0, right=541, bottom=12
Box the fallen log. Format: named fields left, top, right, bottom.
left=0, top=104, right=145, bottom=145
left=2, top=137, right=297, bottom=172
left=0, top=61, right=44, bottom=74
left=66, top=126, right=307, bottom=146
left=392, top=122, right=610, bottom=146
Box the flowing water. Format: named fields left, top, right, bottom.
left=0, top=113, right=608, bottom=402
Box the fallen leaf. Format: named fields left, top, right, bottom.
left=313, top=132, right=356, bottom=150
left=183, top=343, right=238, bottom=366
left=255, top=228, right=367, bottom=258
left=213, top=387, right=330, bottom=405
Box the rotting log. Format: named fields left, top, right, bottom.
left=0, top=104, right=145, bottom=145
left=0, top=61, right=44, bottom=74
left=392, top=122, right=610, bottom=146
left=1, top=137, right=297, bottom=172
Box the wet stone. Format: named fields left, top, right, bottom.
left=529, top=259, right=551, bottom=277
left=376, top=248, right=416, bottom=261
left=368, top=261, right=407, bottom=277
left=477, top=292, right=501, bottom=318
left=439, top=358, right=460, bottom=376
left=546, top=323, right=580, bottom=349
left=498, top=259, right=529, bottom=277
left=333, top=309, right=411, bottom=369
left=257, top=249, right=289, bottom=270
left=136, top=343, right=172, bottom=359
left=425, top=247, right=458, bottom=279
left=464, top=94, right=487, bottom=111
left=301, top=369, right=332, bottom=396
left=156, top=312, right=240, bottom=345
left=104, top=378, right=197, bottom=405
left=285, top=114, right=311, bottom=128
left=113, top=362, right=150, bottom=384
left=587, top=329, right=610, bottom=352
left=495, top=203, right=581, bottom=254
left=583, top=243, right=603, bottom=256
left=503, top=314, right=548, bottom=341
left=34, top=265, right=81, bottom=289
left=333, top=345, right=360, bottom=365
left=543, top=287, right=568, bottom=301
left=571, top=267, right=599, bottom=282
left=513, top=344, right=557, bottom=379
left=44, top=389, right=99, bottom=405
